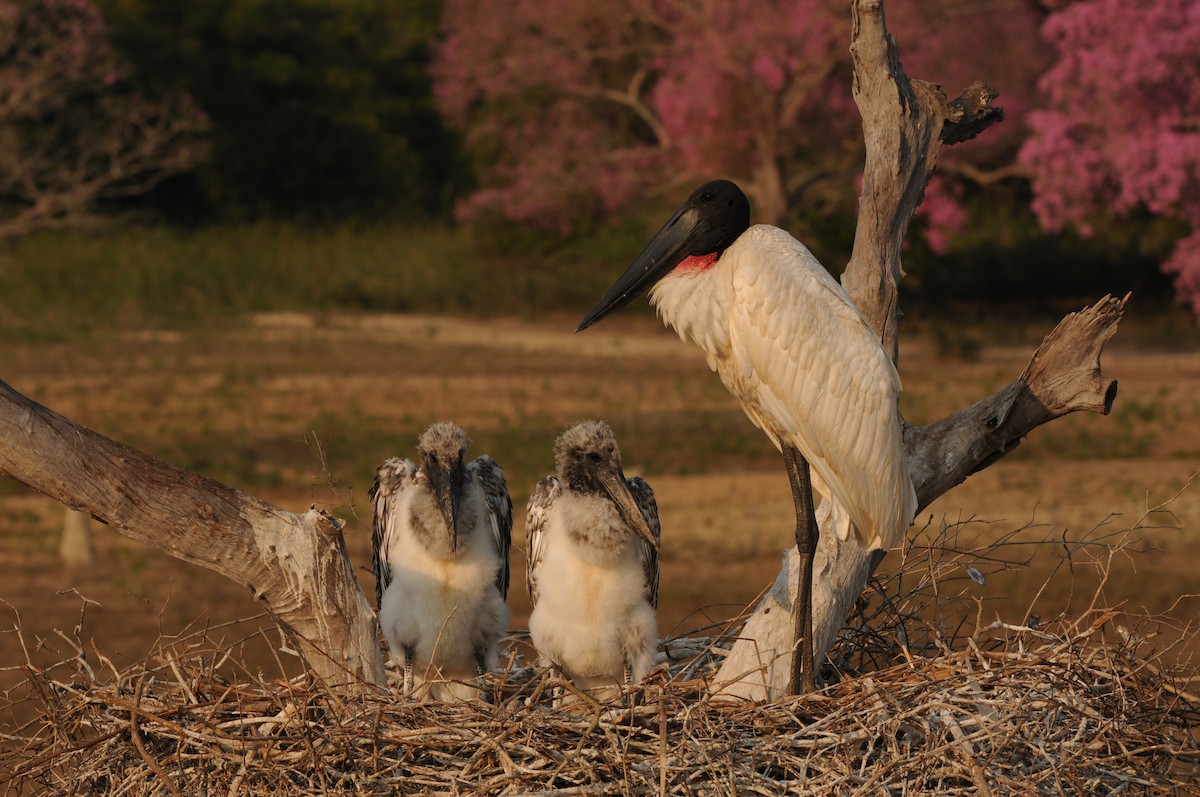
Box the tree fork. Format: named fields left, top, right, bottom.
left=711, top=0, right=1122, bottom=700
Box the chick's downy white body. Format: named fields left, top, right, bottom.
left=528, top=491, right=657, bottom=685
left=526, top=421, right=660, bottom=692
left=372, top=424, right=512, bottom=701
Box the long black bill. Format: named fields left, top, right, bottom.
left=426, top=456, right=465, bottom=550
left=576, top=203, right=704, bottom=332
left=599, top=469, right=658, bottom=551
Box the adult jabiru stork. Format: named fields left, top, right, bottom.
left=371, top=422, right=513, bottom=700
left=577, top=180, right=916, bottom=693
left=525, top=420, right=661, bottom=695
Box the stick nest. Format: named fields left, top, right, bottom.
left=3, top=520, right=1199, bottom=794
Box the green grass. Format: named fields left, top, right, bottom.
left=0, top=216, right=655, bottom=340
left=5, top=214, right=1197, bottom=349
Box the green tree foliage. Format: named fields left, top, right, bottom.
left=0, top=0, right=206, bottom=237
left=101, top=0, right=454, bottom=221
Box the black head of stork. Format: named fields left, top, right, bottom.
left=577, top=179, right=751, bottom=332
left=417, top=422, right=470, bottom=551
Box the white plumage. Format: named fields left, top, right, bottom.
left=525, top=420, right=660, bottom=693
left=371, top=423, right=512, bottom=700
left=578, top=180, right=916, bottom=692
left=648, top=224, right=916, bottom=550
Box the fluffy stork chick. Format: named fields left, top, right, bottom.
left=371, top=422, right=512, bottom=701
left=526, top=420, right=661, bottom=695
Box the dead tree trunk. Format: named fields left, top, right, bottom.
left=711, top=0, right=1126, bottom=700
left=59, top=507, right=95, bottom=568
left=0, top=380, right=386, bottom=690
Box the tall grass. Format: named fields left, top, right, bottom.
left=4, top=215, right=1196, bottom=346
left=0, top=217, right=654, bottom=339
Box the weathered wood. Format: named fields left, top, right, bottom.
left=711, top=0, right=1122, bottom=700
left=0, top=380, right=385, bottom=689
left=60, top=507, right=94, bottom=568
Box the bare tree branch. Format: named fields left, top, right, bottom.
left=584, top=65, right=673, bottom=149
left=0, top=379, right=385, bottom=690
left=712, top=0, right=1121, bottom=701
left=938, top=159, right=1026, bottom=186
left=942, top=81, right=1006, bottom=145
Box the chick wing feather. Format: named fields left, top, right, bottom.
left=472, top=454, right=513, bottom=597
left=627, top=476, right=661, bottom=608
left=369, top=457, right=419, bottom=608
left=524, top=476, right=561, bottom=606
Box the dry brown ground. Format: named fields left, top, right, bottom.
left=1, top=312, right=1197, bottom=719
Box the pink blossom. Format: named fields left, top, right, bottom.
left=1020, top=0, right=1200, bottom=317
left=435, top=0, right=851, bottom=231
left=1162, top=231, right=1200, bottom=318
left=918, top=178, right=969, bottom=255
left=889, top=0, right=1052, bottom=252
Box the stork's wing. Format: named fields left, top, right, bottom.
left=369, top=457, right=418, bottom=609
left=524, top=476, right=561, bottom=606
left=471, top=454, right=513, bottom=598
left=726, top=230, right=917, bottom=550
left=627, top=476, right=661, bottom=608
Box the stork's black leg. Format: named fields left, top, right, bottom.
left=783, top=444, right=819, bottom=695
left=475, top=648, right=487, bottom=678
left=474, top=647, right=496, bottom=704
left=403, top=644, right=416, bottom=696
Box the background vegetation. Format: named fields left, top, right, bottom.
left=1, top=0, right=1197, bottom=334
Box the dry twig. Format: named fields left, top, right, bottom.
left=2, top=520, right=1197, bottom=795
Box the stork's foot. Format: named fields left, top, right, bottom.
left=549, top=667, right=566, bottom=709
left=472, top=649, right=499, bottom=704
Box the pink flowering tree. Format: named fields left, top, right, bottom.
left=1019, top=0, right=1200, bottom=318
left=0, top=0, right=207, bottom=238
left=434, top=0, right=853, bottom=231
left=888, top=0, right=1051, bottom=252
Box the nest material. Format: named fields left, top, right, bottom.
left=3, top=515, right=1199, bottom=794
left=2, top=610, right=1197, bottom=796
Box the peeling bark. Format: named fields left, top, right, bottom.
left=711, top=0, right=1123, bottom=701
left=0, top=380, right=385, bottom=689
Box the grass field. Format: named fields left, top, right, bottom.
left=1, top=303, right=1197, bottom=716
left=0, top=219, right=657, bottom=340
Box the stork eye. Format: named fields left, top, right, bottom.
left=587, top=452, right=603, bottom=463
left=701, top=192, right=715, bottom=202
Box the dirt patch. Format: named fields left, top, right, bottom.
left=1, top=312, right=1197, bottom=726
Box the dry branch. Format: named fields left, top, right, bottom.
left=711, top=0, right=1122, bottom=699
left=0, top=379, right=384, bottom=689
